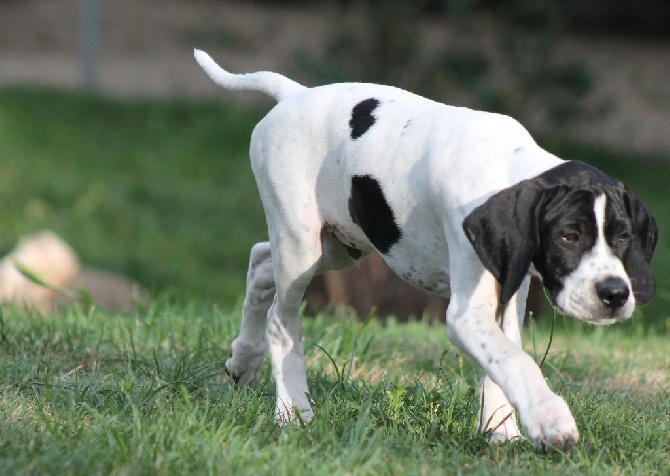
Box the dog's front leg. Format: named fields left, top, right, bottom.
left=477, top=275, right=530, bottom=443
left=447, top=262, right=578, bottom=451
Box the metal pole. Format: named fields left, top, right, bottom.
left=79, top=0, right=101, bottom=90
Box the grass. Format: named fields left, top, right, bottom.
left=0, top=86, right=668, bottom=473
left=0, top=304, right=667, bottom=474
left=0, top=87, right=266, bottom=305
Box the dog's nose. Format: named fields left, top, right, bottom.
left=596, top=277, right=630, bottom=309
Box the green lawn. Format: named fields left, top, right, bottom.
left=0, top=87, right=668, bottom=474
left=0, top=304, right=667, bottom=474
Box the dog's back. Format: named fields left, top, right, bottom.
left=194, top=49, right=560, bottom=213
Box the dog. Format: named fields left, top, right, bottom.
left=0, top=231, right=80, bottom=312
left=0, top=231, right=147, bottom=312
left=194, top=49, right=657, bottom=451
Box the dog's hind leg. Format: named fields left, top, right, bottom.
left=263, top=224, right=327, bottom=424
left=225, top=228, right=364, bottom=392
left=478, top=276, right=530, bottom=443
left=225, top=242, right=276, bottom=387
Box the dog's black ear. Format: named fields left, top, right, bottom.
left=463, top=183, right=548, bottom=306
left=622, top=188, right=658, bottom=305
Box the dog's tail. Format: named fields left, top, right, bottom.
left=194, top=49, right=305, bottom=102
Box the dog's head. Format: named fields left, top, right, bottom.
left=463, top=161, right=657, bottom=324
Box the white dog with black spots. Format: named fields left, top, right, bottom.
left=195, top=50, right=657, bottom=451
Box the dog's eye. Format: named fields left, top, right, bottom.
left=561, top=232, right=580, bottom=244
left=617, top=231, right=632, bottom=243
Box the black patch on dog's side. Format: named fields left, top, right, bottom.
left=349, top=175, right=401, bottom=254
left=349, top=98, right=380, bottom=139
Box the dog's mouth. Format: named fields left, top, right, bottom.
left=545, top=278, right=635, bottom=326
left=548, top=287, right=633, bottom=324
left=585, top=317, right=617, bottom=326
left=552, top=299, right=631, bottom=325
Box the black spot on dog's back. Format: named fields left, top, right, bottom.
left=348, top=175, right=401, bottom=254
left=349, top=98, right=380, bottom=139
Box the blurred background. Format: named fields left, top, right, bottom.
left=0, top=0, right=668, bottom=328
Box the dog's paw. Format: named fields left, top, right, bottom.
left=520, top=393, right=579, bottom=452
left=225, top=340, right=266, bottom=387
left=274, top=398, right=314, bottom=426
